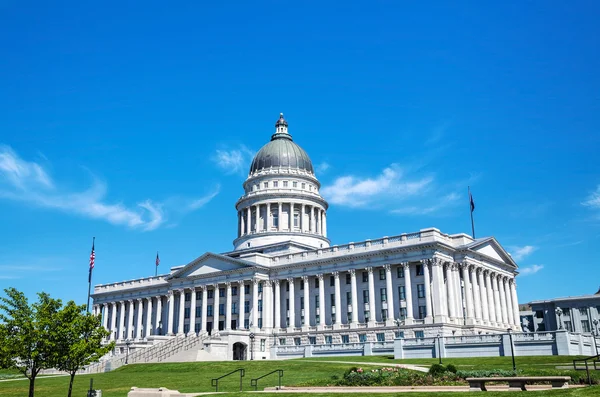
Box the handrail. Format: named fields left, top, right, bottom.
left=211, top=368, right=245, bottom=392
left=251, top=369, right=284, bottom=391
left=572, top=354, right=600, bottom=385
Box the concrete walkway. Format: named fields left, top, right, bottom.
left=0, top=374, right=69, bottom=383
left=300, top=360, right=430, bottom=373
left=259, top=385, right=587, bottom=393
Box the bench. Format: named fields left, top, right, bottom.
left=466, top=376, right=571, bottom=391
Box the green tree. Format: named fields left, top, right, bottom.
left=54, top=301, right=113, bottom=397
left=0, top=287, right=62, bottom=397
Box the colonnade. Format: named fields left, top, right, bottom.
left=237, top=202, right=326, bottom=237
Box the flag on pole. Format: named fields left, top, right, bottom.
left=88, top=238, right=95, bottom=283
left=469, top=190, right=475, bottom=213
left=156, top=252, right=160, bottom=267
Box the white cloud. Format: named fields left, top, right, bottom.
left=316, top=162, right=331, bottom=174
left=212, top=145, right=254, bottom=175
left=0, top=145, right=218, bottom=231
left=519, top=264, right=544, bottom=276
left=509, top=245, right=537, bottom=261
left=583, top=186, right=600, bottom=209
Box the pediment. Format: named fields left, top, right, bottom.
left=169, top=253, right=254, bottom=279
left=464, top=238, right=517, bottom=268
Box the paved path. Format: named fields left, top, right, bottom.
left=0, top=374, right=69, bottom=383
left=258, top=385, right=586, bottom=393
left=300, top=359, right=430, bottom=373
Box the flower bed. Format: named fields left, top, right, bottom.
left=336, top=366, right=465, bottom=387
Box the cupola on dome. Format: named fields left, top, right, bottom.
left=248, top=113, right=314, bottom=175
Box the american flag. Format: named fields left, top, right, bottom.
left=156, top=252, right=160, bottom=267
left=88, top=238, right=95, bottom=283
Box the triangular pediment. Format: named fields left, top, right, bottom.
left=463, top=238, right=517, bottom=268
left=168, top=252, right=254, bottom=279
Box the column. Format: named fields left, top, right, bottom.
left=499, top=277, right=509, bottom=325
left=493, top=274, right=503, bottom=324
left=478, top=269, right=490, bottom=323
left=350, top=269, right=359, bottom=324
left=102, top=304, right=109, bottom=331
left=403, top=263, right=414, bottom=323
left=145, top=297, right=153, bottom=337
left=110, top=302, right=117, bottom=340
left=323, top=212, right=327, bottom=237
left=118, top=301, right=126, bottom=340
left=288, top=203, right=293, bottom=231
left=246, top=207, right=251, bottom=234
left=471, top=266, right=482, bottom=322
left=213, top=284, right=220, bottom=331
left=461, top=264, right=474, bottom=321
left=127, top=299, right=134, bottom=339
left=136, top=299, right=143, bottom=339
left=167, top=292, right=175, bottom=335
left=301, top=204, right=306, bottom=232
left=422, top=260, right=433, bottom=322
left=278, top=202, right=282, bottom=232
left=367, top=267, right=376, bottom=323
left=252, top=279, right=259, bottom=330
left=238, top=281, right=246, bottom=330
left=485, top=271, right=496, bottom=325
left=504, top=278, right=515, bottom=326
left=311, top=206, right=316, bottom=233
left=454, top=265, right=463, bottom=318
left=266, top=203, right=271, bottom=231
left=384, top=264, right=395, bottom=323
left=446, top=265, right=456, bottom=319
left=201, top=287, right=208, bottom=333
left=177, top=290, right=185, bottom=335
left=510, top=280, right=520, bottom=329
left=238, top=211, right=242, bottom=237
left=264, top=280, right=273, bottom=330
left=431, top=259, right=447, bottom=322
left=274, top=280, right=281, bottom=329
left=240, top=211, right=245, bottom=236
left=155, top=296, right=163, bottom=335
left=334, top=272, right=342, bottom=325
left=254, top=204, right=260, bottom=232
left=287, top=277, right=295, bottom=328
left=189, top=288, right=197, bottom=335
left=303, top=276, right=310, bottom=327
left=318, top=274, right=326, bottom=327
left=225, top=282, right=232, bottom=330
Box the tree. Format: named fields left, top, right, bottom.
left=0, top=288, right=62, bottom=397
left=54, top=301, right=113, bottom=397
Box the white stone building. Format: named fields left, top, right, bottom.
left=92, top=114, right=521, bottom=361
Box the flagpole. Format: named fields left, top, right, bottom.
left=155, top=251, right=158, bottom=277
left=87, top=236, right=95, bottom=313
left=469, top=186, right=476, bottom=239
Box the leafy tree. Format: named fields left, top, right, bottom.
left=0, top=287, right=62, bottom=397
left=54, top=301, right=114, bottom=397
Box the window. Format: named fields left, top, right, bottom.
left=258, top=318, right=263, bottom=328
left=330, top=293, right=335, bottom=307
left=293, top=212, right=299, bottom=227
left=582, top=320, right=591, bottom=333
left=273, top=211, right=279, bottom=228
left=219, top=304, right=224, bottom=316
left=258, top=299, right=263, bottom=312
left=315, top=295, right=320, bottom=307
left=564, top=320, right=573, bottom=332
left=184, top=324, right=189, bottom=334
left=196, top=293, right=202, bottom=301
left=207, top=305, right=213, bottom=316
left=362, top=272, right=368, bottom=282
left=244, top=285, right=250, bottom=295
left=218, top=320, right=224, bottom=330
left=579, top=308, right=588, bottom=317
left=416, top=264, right=424, bottom=276
left=195, top=323, right=201, bottom=333
left=364, top=310, right=370, bottom=322
left=263, top=182, right=268, bottom=188
left=196, top=307, right=201, bottom=317
left=309, top=336, right=316, bottom=345
left=293, top=181, right=297, bottom=188
left=300, top=281, right=304, bottom=290
left=341, top=334, right=350, bottom=343
left=418, top=305, right=427, bottom=319
left=535, top=310, right=544, bottom=319
left=397, top=267, right=405, bottom=278
left=258, top=283, right=263, bottom=293
left=184, top=308, right=190, bottom=318
left=363, top=290, right=369, bottom=304
left=315, top=278, right=319, bottom=288
left=219, top=288, right=225, bottom=298
left=346, top=291, right=352, bottom=305
left=294, top=337, right=301, bottom=346
left=399, top=308, right=407, bottom=320
left=279, top=338, right=286, bottom=345
left=376, top=333, right=385, bottom=342
left=244, top=319, right=249, bottom=329
left=380, top=288, right=387, bottom=302
left=300, top=297, right=305, bottom=310
left=379, top=269, right=386, bottom=280
left=273, top=181, right=278, bottom=188
left=381, top=309, right=388, bottom=321
left=417, top=284, right=425, bottom=298
left=260, top=339, right=266, bottom=351
left=302, top=183, right=306, bottom=189
left=309, top=185, right=313, bottom=191
left=395, top=330, right=405, bottom=338
left=286, top=299, right=289, bottom=310
left=286, top=282, right=289, bottom=292
left=244, top=300, right=250, bottom=313
left=232, top=286, right=238, bottom=296
left=563, top=308, right=571, bottom=316
left=398, top=286, right=406, bottom=300
left=325, top=335, right=333, bottom=344
left=330, top=275, right=335, bottom=286
left=185, top=293, right=191, bottom=302
left=346, top=273, right=351, bottom=284
left=359, top=334, right=367, bottom=342
left=232, top=302, right=237, bottom=315
left=231, top=320, right=237, bottom=330
left=415, top=330, right=425, bottom=339
left=283, top=181, right=288, bottom=187
left=208, top=290, right=214, bottom=299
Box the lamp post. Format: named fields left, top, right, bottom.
left=437, top=333, right=442, bottom=364
left=507, top=328, right=516, bottom=371
left=555, top=308, right=563, bottom=330
left=394, top=318, right=402, bottom=338
left=249, top=332, right=255, bottom=361
left=125, top=339, right=132, bottom=364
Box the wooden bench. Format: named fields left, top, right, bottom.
left=466, top=376, right=571, bottom=391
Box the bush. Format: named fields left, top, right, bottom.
left=429, top=364, right=447, bottom=377
left=446, top=364, right=458, bottom=374
left=337, top=366, right=464, bottom=387
left=456, top=369, right=519, bottom=378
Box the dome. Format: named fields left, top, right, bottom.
left=249, top=114, right=314, bottom=175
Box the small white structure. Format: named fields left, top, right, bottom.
left=92, top=114, right=521, bottom=362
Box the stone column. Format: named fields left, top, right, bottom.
left=504, top=278, right=514, bottom=326
left=311, top=206, right=316, bottom=233
left=301, top=204, right=306, bottom=232
left=403, top=263, right=414, bottom=323
left=189, top=288, right=197, bottom=335
left=213, top=284, right=220, bottom=331
left=454, top=264, right=463, bottom=318
left=145, top=297, right=153, bottom=338
left=252, top=279, right=259, bottom=330
left=510, top=280, right=520, bottom=328
left=367, top=267, right=376, bottom=324
left=177, top=290, right=185, bottom=335
left=288, top=203, right=293, bottom=231
left=254, top=204, right=260, bottom=232
left=110, top=302, right=118, bottom=340
left=318, top=274, right=326, bottom=327
left=201, top=287, right=208, bottom=333
left=287, top=277, right=295, bottom=328
left=422, top=260, right=433, bottom=322
left=431, top=259, right=447, bottom=322
left=246, top=207, right=251, bottom=234
left=166, top=292, right=175, bottom=335
left=118, top=301, right=126, bottom=340
left=102, top=304, right=109, bottom=331
left=471, top=266, right=482, bottom=323
left=492, top=274, right=503, bottom=324
left=384, top=264, right=395, bottom=323
left=225, top=282, right=232, bottom=331
left=238, top=211, right=242, bottom=237
left=478, top=269, right=489, bottom=323
left=266, top=203, right=271, bottom=231
left=334, top=271, right=342, bottom=326
left=238, top=282, right=245, bottom=330
left=155, top=296, right=163, bottom=335
left=240, top=211, right=245, bottom=236
left=274, top=279, right=281, bottom=329
left=127, top=299, right=135, bottom=339
left=278, top=202, right=282, bottom=232
left=136, top=299, right=143, bottom=340
left=264, top=280, right=273, bottom=330
left=319, top=209, right=324, bottom=235
left=484, top=271, right=496, bottom=325
left=323, top=212, right=327, bottom=237
left=499, top=277, right=509, bottom=325
left=303, top=276, right=310, bottom=327
left=461, top=264, right=474, bottom=322
left=445, top=265, right=456, bottom=319
left=350, top=269, right=359, bottom=325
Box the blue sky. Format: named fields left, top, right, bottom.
left=1, top=1, right=599, bottom=305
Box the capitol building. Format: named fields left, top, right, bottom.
left=92, top=114, right=521, bottom=362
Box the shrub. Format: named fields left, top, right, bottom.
left=446, top=364, right=458, bottom=374
left=456, top=369, right=519, bottom=378
left=429, top=364, right=447, bottom=377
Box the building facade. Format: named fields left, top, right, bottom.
left=92, top=114, right=521, bottom=361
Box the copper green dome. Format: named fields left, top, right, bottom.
left=249, top=114, right=314, bottom=175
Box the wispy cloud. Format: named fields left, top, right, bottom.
left=509, top=245, right=537, bottom=261
left=212, top=145, right=254, bottom=175
left=519, top=264, right=544, bottom=276
left=391, top=193, right=461, bottom=215
left=0, top=145, right=219, bottom=231
left=583, top=185, right=600, bottom=209
left=316, top=162, right=331, bottom=174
